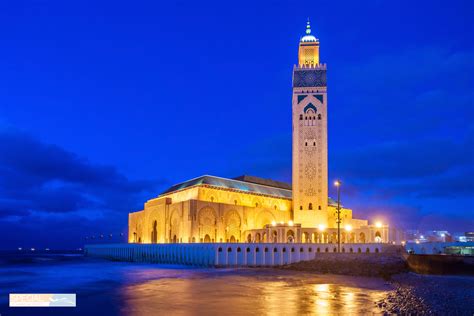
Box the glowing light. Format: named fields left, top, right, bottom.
left=375, top=222, right=382, bottom=228
left=345, top=224, right=352, bottom=232
left=415, top=240, right=420, bottom=244
left=30, top=248, right=35, bottom=251
left=318, top=224, right=326, bottom=231
left=18, top=247, right=22, bottom=251
left=288, top=220, right=294, bottom=226
left=334, top=180, right=341, bottom=187
left=441, top=233, right=446, bottom=237
left=420, top=235, right=424, bottom=239
left=271, top=221, right=276, bottom=226
left=280, top=221, right=284, bottom=225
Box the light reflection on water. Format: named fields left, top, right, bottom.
left=121, top=270, right=389, bottom=315
left=0, top=257, right=390, bottom=315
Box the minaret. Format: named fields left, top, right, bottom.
left=292, top=19, right=328, bottom=228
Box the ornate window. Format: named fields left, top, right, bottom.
left=308, top=203, right=313, bottom=210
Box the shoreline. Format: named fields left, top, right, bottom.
left=280, top=253, right=474, bottom=314
left=379, top=273, right=474, bottom=315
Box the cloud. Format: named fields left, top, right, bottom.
left=0, top=128, right=162, bottom=221
left=331, top=132, right=474, bottom=200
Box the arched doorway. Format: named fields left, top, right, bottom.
left=359, top=232, right=366, bottom=243
left=262, top=232, right=267, bottom=243
left=350, top=233, right=355, bottom=243
left=172, top=235, right=177, bottom=243
left=151, top=220, right=158, bottom=243
left=133, top=232, right=137, bottom=243
left=230, top=235, right=236, bottom=243
left=330, top=232, right=337, bottom=243
left=255, top=233, right=261, bottom=243
left=204, top=234, right=211, bottom=243
left=272, top=230, right=278, bottom=243
left=287, top=230, right=295, bottom=243
left=247, top=234, right=252, bottom=243
left=375, top=231, right=382, bottom=243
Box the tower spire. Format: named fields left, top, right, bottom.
left=298, top=18, right=320, bottom=65
left=306, top=18, right=311, bottom=35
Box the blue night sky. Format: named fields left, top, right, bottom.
left=0, top=0, right=472, bottom=249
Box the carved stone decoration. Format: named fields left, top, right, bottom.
left=304, top=163, right=316, bottom=179
left=293, top=69, right=327, bottom=88
left=199, top=207, right=216, bottom=226
left=305, top=186, right=316, bottom=196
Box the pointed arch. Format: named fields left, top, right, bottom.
left=304, top=103, right=317, bottom=114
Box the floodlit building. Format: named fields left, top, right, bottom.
left=129, top=21, right=401, bottom=245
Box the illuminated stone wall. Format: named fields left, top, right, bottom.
left=127, top=183, right=390, bottom=244
left=128, top=186, right=291, bottom=244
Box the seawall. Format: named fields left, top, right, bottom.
left=84, top=243, right=385, bottom=267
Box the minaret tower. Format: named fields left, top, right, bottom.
left=292, top=19, right=328, bottom=228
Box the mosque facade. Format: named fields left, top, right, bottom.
left=128, top=21, right=402, bottom=245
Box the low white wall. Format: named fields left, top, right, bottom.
left=85, top=243, right=384, bottom=267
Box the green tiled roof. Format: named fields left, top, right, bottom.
left=161, top=175, right=292, bottom=199
left=160, top=175, right=340, bottom=206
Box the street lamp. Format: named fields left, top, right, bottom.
left=334, top=180, right=342, bottom=253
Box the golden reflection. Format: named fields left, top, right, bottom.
left=119, top=270, right=390, bottom=316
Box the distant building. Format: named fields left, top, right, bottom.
left=406, top=242, right=474, bottom=255
left=405, top=230, right=454, bottom=243
left=128, top=21, right=401, bottom=245
left=459, top=232, right=474, bottom=242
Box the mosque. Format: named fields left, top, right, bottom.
left=128, top=21, right=401, bottom=245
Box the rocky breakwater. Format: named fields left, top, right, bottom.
left=281, top=249, right=408, bottom=279
left=377, top=273, right=474, bottom=315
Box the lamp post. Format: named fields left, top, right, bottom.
left=334, top=180, right=341, bottom=253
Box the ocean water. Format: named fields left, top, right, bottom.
left=0, top=253, right=392, bottom=315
